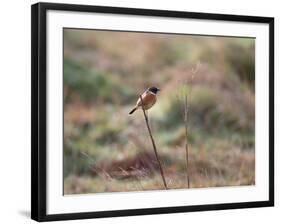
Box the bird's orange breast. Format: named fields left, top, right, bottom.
left=137, top=92, right=157, bottom=110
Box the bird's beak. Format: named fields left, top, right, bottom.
left=157, top=88, right=161, bottom=91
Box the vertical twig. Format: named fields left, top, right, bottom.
left=180, top=63, right=200, bottom=188
left=139, top=95, right=168, bottom=190
left=184, top=93, right=190, bottom=188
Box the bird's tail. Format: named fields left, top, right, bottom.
left=129, top=107, right=137, bottom=114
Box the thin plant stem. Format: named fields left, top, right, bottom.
left=139, top=95, right=168, bottom=190
left=184, top=93, right=190, bottom=188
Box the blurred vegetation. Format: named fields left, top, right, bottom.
left=64, top=57, right=134, bottom=103
left=63, top=29, right=255, bottom=194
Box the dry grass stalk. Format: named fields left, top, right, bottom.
left=184, top=93, right=190, bottom=188
left=139, top=95, right=168, bottom=190
left=182, top=62, right=200, bottom=188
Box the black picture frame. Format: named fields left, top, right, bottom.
left=31, top=2, right=274, bottom=222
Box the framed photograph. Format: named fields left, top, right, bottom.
left=31, top=2, right=274, bottom=222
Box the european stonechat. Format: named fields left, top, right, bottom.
left=129, top=86, right=160, bottom=115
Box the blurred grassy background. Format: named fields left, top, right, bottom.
left=63, top=29, right=255, bottom=194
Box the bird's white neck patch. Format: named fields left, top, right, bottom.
left=148, top=91, right=156, bottom=95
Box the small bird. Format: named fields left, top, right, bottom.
left=129, top=86, right=160, bottom=115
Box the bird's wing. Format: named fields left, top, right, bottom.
left=136, top=91, right=148, bottom=106
left=136, top=97, right=142, bottom=107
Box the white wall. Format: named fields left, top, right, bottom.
left=0, top=0, right=279, bottom=223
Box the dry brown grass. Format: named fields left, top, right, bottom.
left=64, top=143, right=254, bottom=194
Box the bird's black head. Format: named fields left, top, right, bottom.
left=148, top=86, right=160, bottom=94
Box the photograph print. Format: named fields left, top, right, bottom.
left=63, top=29, right=255, bottom=195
